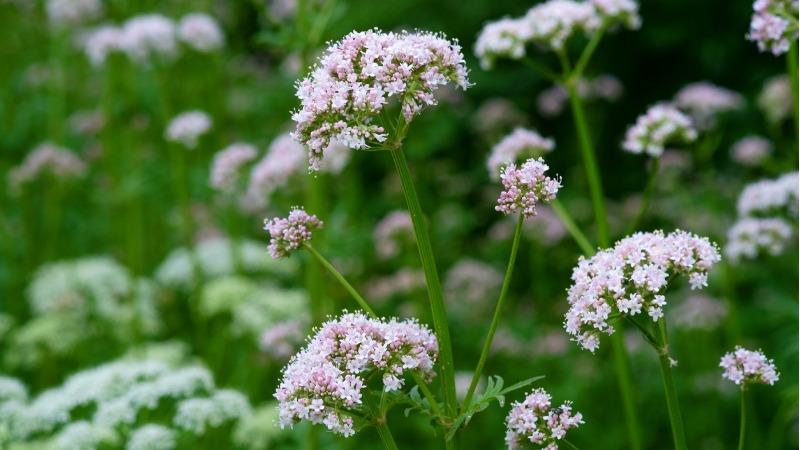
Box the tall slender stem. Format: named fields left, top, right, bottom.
left=788, top=40, right=798, bottom=138
left=389, top=147, right=458, bottom=422
left=656, top=318, right=688, bottom=450
left=305, top=177, right=327, bottom=324
left=376, top=420, right=399, bottom=450
left=572, top=28, right=605, bottom=80
left=462, top=214, right=524, bottom=409
left=627, top=158, right=660, bottom=234
left=738, top=388, right=747, bottom=450
left=551, top=199, right=594, bottom=256
left=303, top=243, right=377, bottom=317
left=562, top=439, right=581, bottom=450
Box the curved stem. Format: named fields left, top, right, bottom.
left=550, top=199, right=594, bottom=256
left=462, top=214, right=524, bottom=409
left=627, top=158, right=660, bottom=234
left=572, top=28, right=605, bottom=80
left=738, top=388, right=746, bottom=450
left=305, top=177, right=327, bottom=324
left=412, top=372, right=443, bottom=418
left=376, top=420, right=399, bottom=450
left=303, top=243, right=377, bottom=317
left=656, top=318, right=688, bottom=450
left=389, top=147, right=458, bottom=421
left=520, top=57, right=561, bottom=82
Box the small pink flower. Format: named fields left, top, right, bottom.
left=495, top=158, right=561, bottom=218
left=263, top=207, right=323, bottom=258
left=505, top=388, right=584, bottom=450
left=720, top=346, right=780, bottom=386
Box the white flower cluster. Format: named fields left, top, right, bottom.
left=2, top=359, right=249, bottom=445
left=83, top=12, right=224, bottom=66
left=758, top=75, right=792, bottom=124
left=8, top=142, right=87, bottom=194
left=622, top=103, right=698, bottom=157
left=487, top=128, right=555, bottom=180
left=720, top=346, right=780, bottom=386
left=475, top=0, right=640, bottom=68
left=210, top=142, right=259, bottom=193
left=155, top=237, right=296, bottom=292
left=747, top=0, right=799, bottom=56
left=726, top=172, right=798, bottom=262
left=673, top=82, right=744, bottom=130
left=564, top=230, right=721, bottom=352
left=165, top=110, right=212, bottom=149
left=242, top=133, right=305, bottom=211
left=47, top=0, right=102, bottom=27
left=730, top=135, right=772, bottom=167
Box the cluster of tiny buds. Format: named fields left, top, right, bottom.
left=720, top=346, right=780, bottom=387
left=496, top=158, right=562, bottom=218
left=505, top=387, right=584, bottom=450
left=622, top=103, right=698, bottom=157
left=263, top=207, right=323, bottom=259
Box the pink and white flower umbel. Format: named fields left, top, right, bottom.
left=564, top=230, right=721, bottom=352
left=263, top=207, right=323, bottom=259
left=736, top=172, right=799, bottom=218
left=505, top=388, right=584, bottom=450
left=9, top=143, right=87, bottom=193
left=720, top=346, right=780, bottom=386
left=673, top=82, right=743, bottom=130
left=730, top=135, right=772, bottom=167
left=747, top=0, right=798, bottom=56
left=725, top=217, right=793, bottom=262
left=178, top=13, right=225, bottom=52
left=210, top=143, right=258, bottom=193
left=488, top=128, right=555, bottom=179
left=274, top=312, right=438, bottom=436
left=291, top=29, right=469, bottom=171
left=496, top=158, right=562, bottom=218
left=622, top=103, right=697, bottom=157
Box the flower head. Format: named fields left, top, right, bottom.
left=165, top=111, right=212, bottom=149
left=730, top=135, right=772, bottom=167
left=274, top=312, right=438, bottom=436
left=622, top=103, right=697, bottom=157
left=373, top=211, right=414, bottom=259
left=260, top=319, right=307, bottom=360
left=720, top=346, right=780, bottom=386
left=292, top=29, right=469, bottom=170
left=725, top=217, right=793, bottom=262
left=495, top=158, right=561, bottom=218
left=178, top=13, right=224, bottom=52
left=242, top=133, right=306, bottom=211
left=564, top=230, right=721, bottom=352
left=758, top=75, right=792, bottom=124
left=263, top=208, right=323, bottom=258
left=736, top=172, right=798, bottom=218
left=8, top=143, right=87, bottom=193
left=474, top=17, right=532, bottom=69
left=210, top=143, right=258, bottom=193
left=488, top=128, right=555, bottom=179
left=590, top=0, right=641, bottom=28
left=47, top=0, right=102, bottom=27
left=747, top=0, right=798, bottom=56
left=120, top=14, right=178, bottom=63
left=128, top=424, right=177, bottom=450
left=673, top=82, right=743, bottom=130
left=505, top=388, right=584, bottom=450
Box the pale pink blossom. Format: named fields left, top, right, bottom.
left=622, top=103, right=697, bottom=157
left=210, top=143, right=258, bottom=193
left=720, top=346, right=779, bottom=386
left=178, top=13, right=224, bottom=52
left=725, top=217, right=794, bottom=262
left=496, top=158, right=561, bottom=218
left=730, top=136, right=772, bottom=167
left=505, top=388, right=584, bottom=450
left=263, top=207, right=323, bottom=258
left=9, top=143, right=87, bottom=193
left=748, top=0, right=798, bottom=56
left=488, top=128, right=554, bottom=179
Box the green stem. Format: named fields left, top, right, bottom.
left=627, top=158, right=660, bottom=235
left=412, top=373, right=443, bottom=418
left=462, top=214, right=524, bottom=409
left=550, top=199, right=594, bottom=256
left=656, top=318, right=688, bottom=450
left=305, top=176, right=327, bottom=324
left=562, top=439, right=581, bottom=450
left=389, top=147, right=458, bottom=422
left=303, top=243, right=377, bottom=317
left=610, top=332, right=643, bottom=450
left=572, top=28, right=605, bottom=80
left=520, top=57, right=561, bottom=82
left=738, top=388, right=746, bottom=450
left=376, top=420, right=399, bottom=450
left=566, top=82, right=608, bottom=247
left=788, top=40, right=798, bottom=138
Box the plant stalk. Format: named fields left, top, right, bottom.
left=627, top=158, right=660, bottom=234
left=738, top=387, right=746, bottom=450
left=656, top=318, right=688, bottom=450
left=376, top=420, right=399, bottom=450
left=303, top=243, right=376, bottom=317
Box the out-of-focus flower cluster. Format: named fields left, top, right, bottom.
left=292, top=29, right=469, bottom=170
left=444, top=259, right=503, bottom=320
left=83, top=12, right=224, bottom=66
left=622, top=103, right=698, bottom=157
left=725, top=217, right=794, bottom=262
left=736, top=172, right=798, bottom=218
left=537, top=74, right=623, bottom=117
left=165, top=110, right=212, bottom=149
left=564, top=230, right=721, bottom=352
left=487, top=128, right=554, bottom=179
left=8, top=143, right=87, bottom=194
left=758, top=75, right=793, bottom=124
left=275, top=312, right=438, bottom=436
left=475, top=0, right=640, bottom=68
left=505, top=388, right=584, bottom=450
left=669, top=294, right=728, bottom=331
left=720, top=346, right=780, bottom=386
left=496, top=158, right=561, bottom=218
left=747, top=0, right=799, bottom=56
left=210, top=143, right=258, bottom=193
left=730, top=135, right=772, bottom=167
left=673, top=82, right=743, bottom=130
left=263, top=207, right=323, bottom=258
left=373, top=211, right=415, bottom=259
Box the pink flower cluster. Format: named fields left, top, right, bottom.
left=177, top=13, right=224, bottom=53
left=274, top=312, right=438, bottom=436
left=475, top=0, right=639, bottom=68
left=564, top=230, right=721, bottom=352
left=669, top=294, right=727, bottom=331
left=495, top=158, right=561, bottom=218
left=487, top=128, right=555, bottom=179
left=673, top=82, right=743, bottom=130
left=730, top=135, right=772, bottom=167
left=622, top=103, right=698, bottom=157
left=720, top=346, right=780, bottom=386
left=736, top=172, right=798, bottom=218
left=505, top=388, right=584, bottom=450
left=210, top=143, right=258, bottom=193
left=747, top=0, right=798, bottom=56
left=373, top=210, right=415, bottom=259
left=9, top=143, right=87, bottom=193
left=165, top=110, right=212, bottom=149
left=537, top=74, right=623, bottom=117
left=725, top=217, right=793, bottom=262
left=263, top=207, right=323, bottom=259
left=291, top=29, right=469, bottom=170
left=243, top=133, right=306, bottom=212
left=260, top=319, right=306, bottom=360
